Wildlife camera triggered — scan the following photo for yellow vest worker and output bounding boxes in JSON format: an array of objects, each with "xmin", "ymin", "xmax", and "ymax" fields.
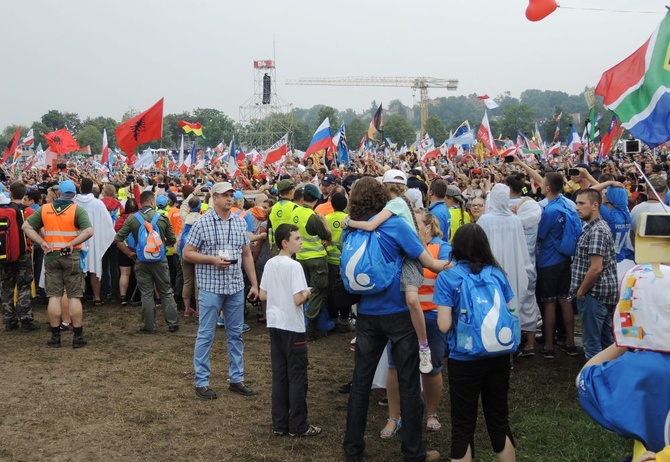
[
  {"xmin": 268, "ymin": 179, "xmax": 297, "ymax": 246},
  {"xmin": 325, "ymin": 210, "xmax": 347, "ymax": 266}
]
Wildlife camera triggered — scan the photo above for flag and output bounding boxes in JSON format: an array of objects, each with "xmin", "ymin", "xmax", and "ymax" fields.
[
  {"xmin": 43, "ymin": 128, "xmax": 81, "ymax": 155},
  {"xmin": 534, "ymin": 122, "xmax": 544, "ymax": 149},
  {"xmin": 554, "ymin": 112, "xmax": 563, "ymax": 122},
  {"xmin": 21, "ymin": 128, "xmax": 34, "ymax": 146},
  {"xmin": 133, "ymin": 147, "xmax": 154, "ymax": 170},
  {"xmin": 304, "ymin": 117, "xmax": 331, "ymax": 159},
  {"xmin": 178, "ymin": 120, "xmax": 203, "ymax": 137},
  {"xmin": 567, "ymin": 124, "xmax": 583, "ymax": 152},
  {"xmin": 597, "ymin": 115, "xmax": 621, "ymax": 163},
  {"xmin": 264, "ymin": 133, "xmax": 288, "ymax": 166},
  {"xmin": 115, "ymin": 98, "xmax": 164, "ymax": 162},
  {"xmin": 357, "ymin": 135, "xmax": 366, "ymax": 153},
  {"xmin": 477, "ymin": 94, "xmax": 499, "ymax": 109},
  {"xmin": 227, "ymin": 137, "xmax": 240, "ymax": 177},
  {"xmin": 336, "ymin": 124, "xmax": 349, "ymax": 166},
  {"xmin": 595, "ymin": 13, "xmax": 670, "ymax": 147},
  {"xmin": 553, "ymin": 122, "xmax": 561, "ymax": 142},
  {"xmin": 477, "ymin": 111, "xmax": 497, "ymax": 155},
  {"xmin": 450, "ymin": 121, "xmax": 472, "ymax": 150},
  {"xmin": 547, "ymin": 142, "xmax": 562, "ymax": 156},
  {"xmin": 368, "ymin": 104, "xmax": 383, "ymax": 139},
  {"xmin": 2, "ymin": 126, "xmax": 21, "ymax": 163},
  {"xmin": 214, "ymin": 141, "xmax": 224, "ymax": 154},
  {"xmin": 101, "ymin": 128, "xmax": 110, "ymax": 167}
]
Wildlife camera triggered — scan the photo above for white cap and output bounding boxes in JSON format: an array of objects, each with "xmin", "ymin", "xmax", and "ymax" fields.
[{"xmin": 382, "ymin": 169, "xmax": 407, "ymax": 185}]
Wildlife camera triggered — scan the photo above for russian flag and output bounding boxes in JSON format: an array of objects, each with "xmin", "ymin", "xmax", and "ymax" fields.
[{"xmin": 304, "ymin": 117, "xmax": 331, "ymax": 159}]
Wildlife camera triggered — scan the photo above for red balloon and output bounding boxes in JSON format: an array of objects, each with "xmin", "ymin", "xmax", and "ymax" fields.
[{"xmin": 525, "ymin": 0, "xmax": 558, "ymax": 22}]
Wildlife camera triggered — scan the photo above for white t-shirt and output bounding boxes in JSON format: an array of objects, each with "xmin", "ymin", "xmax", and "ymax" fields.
[{"xmin": 260, "ymin": 255, "xmax": 309, "ymax": 333}]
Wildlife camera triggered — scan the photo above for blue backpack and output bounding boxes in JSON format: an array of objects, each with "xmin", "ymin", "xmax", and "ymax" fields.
[
  {"xmin": 133, "ymin": 212, "xmax": 165, "ymax": 263},
  {"xmin": 448, "ymin": 263, "xmax": 520, "ymax": 358},
  {"xmin": 179, "ymin": 223, "xmax": 193, "ymax": 256},
  {"xmin": 340, "ymin": 228, "xmax": 397, "ymax": 295},
  {"xmin": 556, "ymin": 197, "xmax": 583, "ymax": 257}
]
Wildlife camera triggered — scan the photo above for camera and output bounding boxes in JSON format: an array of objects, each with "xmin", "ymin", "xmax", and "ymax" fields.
[
  {"xmin": 196, "ymin": 178, "xmax": 203, "ymax": 185},
  {"xmin": 624, "ymin": 139, "xmax": 641, "ymax": 154},
  {"xmin": 567, "ymin": 168, "xmax": 580, "ymax": 177}
]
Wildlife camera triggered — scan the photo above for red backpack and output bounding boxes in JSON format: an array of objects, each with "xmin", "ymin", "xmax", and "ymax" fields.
[{"xmin": 0, "ymin": 205, "xmax": 22, "ymax": 263}]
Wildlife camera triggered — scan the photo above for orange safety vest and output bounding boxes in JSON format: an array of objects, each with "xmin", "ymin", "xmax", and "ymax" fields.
[
  {"xmin": 418, "ymin": 243, "xmax": 440, "ymax": 311},
  {"xmin": 42, "ymin": 203, "xmax": 82, "ymax": 250},
  {"xmin": 168, "ymin": 206, "xmax": 183, "ymax": 239},
  {"xmin": 231, "ymin": 206, "xmax": 247, "ymax": 219}
]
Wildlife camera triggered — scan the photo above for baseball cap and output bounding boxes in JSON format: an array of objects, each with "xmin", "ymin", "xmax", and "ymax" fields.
[
  {"xmin": 156, "ymin": 195, "xmax": 168, "ymax": 207},
  {"xmin": 58, "ymin": 180, "xmax": 76, "ymax": 197},
  {"xmin": 382, "ymin": 169, "xmax": 407, "ymax": 185},
  {"xmin": 303, "ymin": 183, "xmax": 322, "ymax": 200},
  {"xmin": 445, "ymin": 185, "xmax": 465, "ymax": 203},
  {"xmin": 167, "ymin": 191, "xmax": 179, "ymax": 204},
  {"xmin": 210, "ymin": 182, "xmax": 234, "ymax": 195},
  {"xmin": 409, "ymin": 168, "xmax": 422, "ymax": 176},
  {"xmin": 649, "ymin": 174, "xmax": 668, "ymax": 193},
  {"xmin": 321, "ymin": 174, "xmax": 337, "ymax": 186},
  {"xmin": 277, "ymin": 179, "xmax": 296, "ymax": 194},
  {"xmin": 205, "ymin": 181, "xmax": 213, "ymax": 188},
  {"xmin": 233, "ymin": 190, "xmax": 245, "ymax": 200},
  {"xmin": 255, "ymin": 193, "xmax": 269, "ymax": 204}
]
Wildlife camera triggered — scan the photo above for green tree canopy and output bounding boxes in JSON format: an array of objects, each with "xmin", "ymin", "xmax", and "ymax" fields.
[
  {"xmin": 76, "ymin": 125, "xmax": 103, "ymax": 154},
  {"xmin": 425, "ymin": 115, "xmax": 447, "ymax": 144},
  {"xmin": 496, "ymin": 103, "xmax": 535, "ymax": 139},
  {"xmin": 383, "ymin": 114, "xmax": 415, "ymax": 146}
]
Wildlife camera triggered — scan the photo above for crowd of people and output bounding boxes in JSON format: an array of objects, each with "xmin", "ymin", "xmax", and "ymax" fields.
[{"xmin": 2, "ymin": 145, "xmax": 670, "ymax": 461}]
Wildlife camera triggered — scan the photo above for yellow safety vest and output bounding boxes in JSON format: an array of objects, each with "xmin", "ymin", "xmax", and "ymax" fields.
[
  {"xmin": 291, "ymin": 206, "xmax": 326, "ymax": 261},
  {"xmin": 156, "ymin": 207, "xmax": 175, "ymax": 256},
  {"xmin": 325, "ymin": 211, "xmax": 347, "ymax": 265},
  {"xmin": 268, "ymin": 199, "xmax": 296, "ymax": 245}
]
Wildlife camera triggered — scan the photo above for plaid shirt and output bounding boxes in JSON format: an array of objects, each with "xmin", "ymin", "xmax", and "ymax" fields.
[
  {"xmin": 570, "ymin": 217, "xmax": 618, "ymax": 305},
  {"xmin": 185, "ymin": 210, "xmax": 250, "ymax": 295}
]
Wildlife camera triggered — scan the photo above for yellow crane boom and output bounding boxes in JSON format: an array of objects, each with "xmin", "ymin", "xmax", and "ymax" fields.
[{"xmin": 285, "ymin": 76, "xmax": 459, "ymax": 137}]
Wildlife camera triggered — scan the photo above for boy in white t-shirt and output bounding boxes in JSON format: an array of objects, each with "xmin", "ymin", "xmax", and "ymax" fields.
[{"xmin": 259, "ymin": 223, "xmax": 322, "ymax": 438}]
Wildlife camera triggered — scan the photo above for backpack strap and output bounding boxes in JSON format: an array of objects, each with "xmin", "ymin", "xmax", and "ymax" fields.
[
  {"xmin": 150, "ymin": 212, "xmax": 160, "ymax": 228},
  {"xmin": 133, "ymin": 212, "xmax": 145, "ymax": 224}
]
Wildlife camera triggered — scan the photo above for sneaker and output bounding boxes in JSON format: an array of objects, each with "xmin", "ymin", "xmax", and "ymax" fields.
[
  {"xmin": 195, "ymin": 386, "xmax": 217, "ymax": 400},
  {"xmin": 541, "ymin": 348, "xmax": 555, "ymax": 359},
  {"xmin": 419, "ymin": 348, "xmax": 433, "ymax": 374},
  {"xmin": 519, "ymin": 348, "xmax": 536, "ymax": 358},
  {"xmin": 217, "ymin": 317, "xmax": 225, "ymax": 328},
  {"xmin": 242, "ymin": 323, "xmax": 251, "ymax": 333},
  {"xmin": 154, "ymin": 298, "xmax": 162, "ymax": 307},
  {"xmin": 120, "ymin": 296, "xmax": 128, "ymax": 307},
  {"xmin": 72, "ymin": 335, "xmax": 87, "ymax": 349},
  {"xmin": 60, "ymin": 322, "xmax": 73, "ymax": 332},
  {"xmin": 559, "ymin": 343, "xmax": 579, "ymax": 356},
  {"xmin": 47, "ymin": 335, "xmax": 61, "ymax": 348},
  {"xmin": 19, "ymin": 321, "xmax": 39, "ymax": 332},
  {"xmin": 349, "ymin": 337, "xmax": 356, "ymax": 352},
  {"xmin": 338, "ymin": 381, "xmax": 352, "ymax": 394},
  {"xmin": 183, "ymin": 308, "xmax": 196, "ymax": 317},
  {"xmin": 289, "ymin": 424, "xmax": 321, "ymax": 437},
  {"xmin": 378, "ymin": 396, "xmax": 388, "ymax": 407}
]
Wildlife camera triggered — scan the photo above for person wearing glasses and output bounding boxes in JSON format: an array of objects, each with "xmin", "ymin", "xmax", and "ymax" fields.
[{"xmin": 468, "ymin": 197, "xmax": 485, "ymax": 223}]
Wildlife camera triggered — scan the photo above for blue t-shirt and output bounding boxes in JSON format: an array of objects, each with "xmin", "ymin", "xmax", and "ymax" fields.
[
  {"xmin": 433, "ymin": 261, "xmax": 514, "ymax": 361},
  {"xmin": 428, "ymin": 201, "xmax": 451, "ymax": 244},
  {"xmin": 356, "ymin": 216, "xmax": 425, "ymax": 316},
  {"xmin": 537, "ymin": 195, "xmax": 572, "ymax": 268},
  {"xmin": 600, "ymin": 205, "xmax": 633, "ymax": 262}
]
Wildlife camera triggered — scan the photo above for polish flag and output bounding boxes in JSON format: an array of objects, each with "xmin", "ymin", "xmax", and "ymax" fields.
[
  {"xmin": 477, "ymin": 111, "xmax": 497, "ymax": 155},
  {"xmin": 547, "ymin": 143, "xmax": 562, "ymax": 156},
  {"xmin": 264, "ymin": 133, "xmax": 288, "ymax": 166},
  {"xmin": 477, "ymin": 94, "xmax": 499, "ymax": 109}
]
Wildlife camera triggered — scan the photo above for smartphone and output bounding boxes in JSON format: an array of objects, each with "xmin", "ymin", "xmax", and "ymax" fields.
[
  {"xmin": 196, "ymin": 178, "xmax": 203, "ymax": 184},
  {"xmin": 157, "ymin": 183, "xmax": 166, "ymax": 189},
  {"xmin": 227, "ymin": 259, "xmax": 238, "ymax": 264},
  {"xmin": 638, "ymin": 213, "xmax": 670, "ymax": 237},
  {"xmin": 567, "ymin": 168, "xmax": 580, "ymax": 177},
  {"xmin": 504, "ymin": 155, "xmax": 515, "ymax": 163}
]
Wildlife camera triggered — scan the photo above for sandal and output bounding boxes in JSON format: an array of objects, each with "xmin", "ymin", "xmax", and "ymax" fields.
[
  {"xmin": 380, "ymin": 417, "xmax": 401, "ymax": 439},
  {"xmin": 426, "ymin": 414, "xmax": 441, "ymax": 432}
]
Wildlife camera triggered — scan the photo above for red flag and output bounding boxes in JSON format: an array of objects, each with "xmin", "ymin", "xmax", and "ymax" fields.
[
  {"xmin": 264, "ymin": 134, "xmax": 288, "ymax": 166},
  {"xmin": 115, "ymin": 98, "xmax": 164, "ymax": 164},
  {"xmin": 476, "ymin": 111, "xmax": 496, "ymax": 155},
  {"xmin": 43, "ymin": 128, "xmax": 81, "ymax": 155},
  {"xmin": 2, "ymin": 126, "xmax": 21, "ymax": 163}
]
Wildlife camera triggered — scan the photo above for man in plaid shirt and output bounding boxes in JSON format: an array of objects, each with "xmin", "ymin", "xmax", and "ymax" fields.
[{"xmin": 570, "ymin": 189, "xmax": 618, "ymax": 360}]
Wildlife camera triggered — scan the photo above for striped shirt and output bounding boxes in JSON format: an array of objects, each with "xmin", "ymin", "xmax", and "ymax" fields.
[{"xmin": 186, "ymin": 210, "xmax": 250, "ymax": 294}]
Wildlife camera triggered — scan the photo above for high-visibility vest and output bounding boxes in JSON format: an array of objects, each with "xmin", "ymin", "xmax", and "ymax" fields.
[
  {"xmin": 168, "ymin": 206, "xmax": 182, "ymax": 240},
  {"xmin": 156, "ymin": 207, "xmax": 175, "ymax": 256},
  {"xmin": 325, "ymin": 211, "xmax": 347, "ymax": 265},
  {"xmin": 268, "ymin": 199, "xmax": 296, "ymax": 245},
  {"xmin": 291, "ymin": 206, "xmax": 326, "ymax": 261},
  {"xmin": 42, "ymin": 203, "xmax": 82, "ymax": 250},
  {"xmin": 231, "ymin": 207, "xmax": 247, "ymax": 219},
  {"xmin": 448, "ymin": 206, "xmax": 471, "ymax": 243},
  {"xmin": 418, "ymin": 242, "xmax": 440, "ymax": 310}
]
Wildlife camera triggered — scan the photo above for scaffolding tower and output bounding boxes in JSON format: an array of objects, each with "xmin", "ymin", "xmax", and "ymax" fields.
[{"xmin": 239, "ymin": 60, "xmax": 293, "ymax": 150}]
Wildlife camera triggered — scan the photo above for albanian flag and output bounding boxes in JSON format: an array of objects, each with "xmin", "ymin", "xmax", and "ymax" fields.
[
  {"xmin": 43, "ymin": 128, "xmax": 81, "ymax": 155},
  {"xmin": 178, "ymin": 121, "xmax": 203, "ymax": 137},
  {"xmin": 2, "ymin": 126, "xmax": 21, "ymax": 163},
  {"xmin": 116, "ymin": 98, "xmax": 164, "ymax": 164}
]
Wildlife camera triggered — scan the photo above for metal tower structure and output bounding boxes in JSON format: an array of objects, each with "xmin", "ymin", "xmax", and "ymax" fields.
[
  {"xmin": 239, "ymin": 60, "xmax": 293, "ymax": 150},
  {"xmin": 285, "ymin": 76, "xmax": 459, "ymax": 137}
]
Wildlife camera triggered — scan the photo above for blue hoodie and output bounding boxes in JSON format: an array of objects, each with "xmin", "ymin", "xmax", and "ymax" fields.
[{"xmin": 600, "ymin": 186, "xmax": 633, "ymax": 262}]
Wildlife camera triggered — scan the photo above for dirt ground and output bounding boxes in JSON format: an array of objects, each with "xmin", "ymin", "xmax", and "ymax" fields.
[{"xmin": 0, "ymin": 301, "xmax": 625, "ymax": 462}]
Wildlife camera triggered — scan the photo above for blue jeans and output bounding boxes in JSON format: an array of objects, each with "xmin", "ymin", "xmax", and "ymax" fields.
[
  {"xmin": 576, "ymin": 295, "xmax": 614, "ymax": 360},
  {"xmin": 343, "ymin": 311, "xmax": 426, "ymax": 462},
  {"xmin": 194, "ymin": 289, "xmax": 245, "ymax": 387}
]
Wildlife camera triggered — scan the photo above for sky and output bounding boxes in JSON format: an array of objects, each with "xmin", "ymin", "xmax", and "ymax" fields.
[{"xmin": 1, "ymin": 0, "xmax": 666, "ymax": 130}]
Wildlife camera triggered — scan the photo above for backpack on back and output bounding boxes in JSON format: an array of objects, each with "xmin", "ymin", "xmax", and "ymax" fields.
[
  {"xmin": 449, "ymin": 264, "xmax": 520, "ymax": 358},
  {"xmin": 0, "ymin": 205, "xmax": 22, "ymax": 263},
  {"xmin": 133, "ymin": 212, "xmax": 165, "ymax": 262},
  {"xmin": 556, "ymin": 197, "xmax": 583, "ymax": 257},
  {"xmin": 178, "ymin": 223, "xmax": 193, "ymax": 256},
  {"xmin": 340, "ymin": 228, "xmax": 397, "ymax": 295}
]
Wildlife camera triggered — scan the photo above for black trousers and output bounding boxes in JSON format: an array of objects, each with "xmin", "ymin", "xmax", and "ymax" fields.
[
  {"xmin": 269, "ymin": 327, "xmax": 309, "ymax": 435},
  {"xmin": 448, "ymin": 355, "xmax": 514, "ymax": 459}
]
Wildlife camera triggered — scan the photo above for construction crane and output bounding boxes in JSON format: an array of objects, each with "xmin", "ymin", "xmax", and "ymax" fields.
[{"xmin": 285, "ymin": 76, "xmax": 459, "ymax": 138}]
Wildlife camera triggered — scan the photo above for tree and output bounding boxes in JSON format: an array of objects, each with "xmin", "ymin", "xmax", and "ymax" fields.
[
  {"xmin": 496, "ymin": 103, "xmax": 535, "ymax": 139},
  {"xmin": 76, "ymin": 125, "xmax": 103, "ymax": 154},
  {"xmin": 383, "ymin": 114, "xmax": 416, "ymax": 146},
  {"xmin": 315, "ymin": 106, "xmax": 339, "ymax": 134},
  {"xmin": 163, "ymin": 111, "xmax": 193, "ymax": 148},
  {"xmin": 83, "ymin": 116, "xmax": 119, "ymax": 148},
  {"xmin": 425, "ymin": 115, "xmax": 447, "ymax": 144},
  {"xmin": 193, "ymin": 108, "xmax": 236, "ymax": 148},
  {"xmin": 346, "ymin": 119, "xmax": 367, "ymax": 151},
  {"xmin": 30, "ymin": 121, "xmax": 50, "ymax": 148},
  {"xmin": 41, "ymin": 110, "xmax": 66, "ymax": 132}
]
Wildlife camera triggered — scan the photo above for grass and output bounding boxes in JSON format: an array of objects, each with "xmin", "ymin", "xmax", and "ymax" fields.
[{"xmin": 0, "ymin": 301, "xmax": 630, "ymax": 461}]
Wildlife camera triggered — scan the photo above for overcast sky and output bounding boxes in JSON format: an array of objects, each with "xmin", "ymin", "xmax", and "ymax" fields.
[{"xmin": 1, "ymin": 0, "xmax": 665, "ymax": 130}]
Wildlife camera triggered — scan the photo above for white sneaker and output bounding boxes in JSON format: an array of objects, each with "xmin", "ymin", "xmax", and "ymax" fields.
[{"xmin": 419, "ymin": 348, "xmax": 432, "ymax": 374}]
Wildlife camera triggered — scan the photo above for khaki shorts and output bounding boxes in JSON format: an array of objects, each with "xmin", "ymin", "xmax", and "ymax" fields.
[{"xmin": 45, "ymin": 253, "xmax": 85, "ymax": 298}]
